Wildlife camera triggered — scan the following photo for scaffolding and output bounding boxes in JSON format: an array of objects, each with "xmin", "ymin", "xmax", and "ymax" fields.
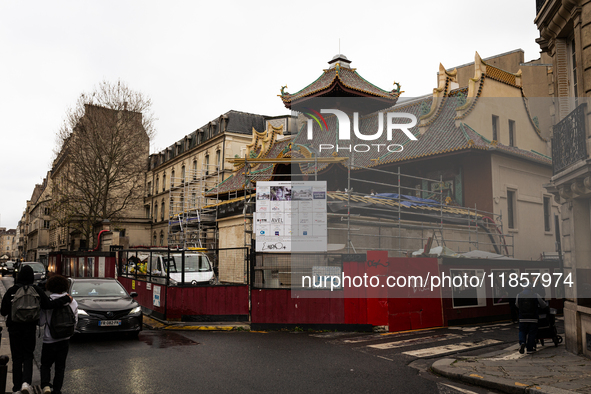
[
  {"xmin": 168, "ymin": 163, "xmax": 220, "ymax": 249},
  {"xmin": 228, "ymin": 156, "xmax": 514, "ymax": 258},
  {"xmin": 201, "ymin": 155, "xmax": 519, "ymax": 288}
]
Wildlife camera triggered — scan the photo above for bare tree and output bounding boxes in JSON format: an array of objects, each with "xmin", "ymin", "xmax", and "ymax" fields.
[{"xmin": 51, "ymin": 80, "xmax": 156, "ymax": 249}]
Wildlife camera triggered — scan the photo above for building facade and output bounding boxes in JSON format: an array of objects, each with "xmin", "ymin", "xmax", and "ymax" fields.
[
  {"xmin": 49, "ymin": 104, "xmax": 151, "ymax": 252},
  {"xmin": 536, "ymin": 0, "xmax": 591, "ymax": 357},
  {"xmin": 24, "ymin": 175, "xmax": 52, "ymax": 263},
  {"xmin": 145, "ymin": 110, "xmax": 292, "ymax": 250},
  {"xmin": 211, "ymin": 53, "xmax": 559, "ymax": 260},
  {"xmin": 0, "ymin": 228, "xmax": 17, "ymax": 261}
]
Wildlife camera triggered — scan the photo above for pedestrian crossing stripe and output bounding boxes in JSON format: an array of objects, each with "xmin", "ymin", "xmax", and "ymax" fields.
[
  {"xmin": 402, "ymin": 339, "xmax": 501, "ymax": 358},
  {"xmin": 438, "ymin": 383, "xmax": 478, "ymax": 394},
  {"xmin": 341, "ymin": 330, "xmax": 435, "ymax": 344},
  {"xmin": 367, "ymin": 334, "xmax": 464, "ymax": 350}
]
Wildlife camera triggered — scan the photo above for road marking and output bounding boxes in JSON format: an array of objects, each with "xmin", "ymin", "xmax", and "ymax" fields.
[
  {"xmin": 309, "ymin": 332, "xmax": 355, "ymax": 338},
  {"xmin": 164, "ymin": 325, "xmax": 235, "ymax": 331},
  {"xmin": 383, "ymin": 326, "xmax": 444, "ymax": 335},
  {"xmin": 402, "ymin": 339, "xmax": 501, "ymax": 357},
  {"xmin": 481, "ymin": 352, "xmax": 526, "ymax": 361},
  {"xmin": 377, "ymin": 355, "xmax": 393, "ymax": 361},
  {"xmin": 438, "ymin": 383, "xmax": 478, "ymax": 394},
  {"xmin": 341, "ymin": 330, "xmax": 435, "ymax": 344},
  {"xmin": 367, "ymin": 334, "xmax": 463, "ymax": 350}
]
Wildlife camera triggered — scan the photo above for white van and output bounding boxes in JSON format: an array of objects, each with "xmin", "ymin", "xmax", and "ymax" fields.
[{"xmin": 144, "ymin": 251, "xmax": 216, "ymax": 285}]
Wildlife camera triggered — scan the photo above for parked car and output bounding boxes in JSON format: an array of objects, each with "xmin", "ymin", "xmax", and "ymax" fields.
[
  {"xmin": 13, "ymin": 262, "xmax": 47, "ymax": 285},
  {"xmin": 69, "ymin": 278, "xmax": 142, "ymax": 336},
  {"xmin": 1, "ymin": 261, "xmax": 15, "ymax": 276}
]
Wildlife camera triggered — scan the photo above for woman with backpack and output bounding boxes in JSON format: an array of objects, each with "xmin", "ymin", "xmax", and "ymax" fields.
[
  {"xmin": 0, "ymin": 265, "xmax": 71, "ymax": 394},
  {"xmin": 39, "ymin": 275, "xmax": 78, "ymax": 394}
]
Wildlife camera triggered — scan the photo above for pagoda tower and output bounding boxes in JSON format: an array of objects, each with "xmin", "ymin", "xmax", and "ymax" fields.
[{"xmin": 279, "ymin": 54, "xmax": 402, "ymax": 114}]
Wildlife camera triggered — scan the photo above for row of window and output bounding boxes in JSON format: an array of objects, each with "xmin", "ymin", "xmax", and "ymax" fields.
[
  {"xmin": 451, "ymin": 267, "xmax": 562, "ymax": 309},
  {"xmin": 506, "ymin": 190, "xmax": 552, "ymax": 232},
  {"xmin": 145, "ymin": 194, "xmax": 200, "ymax": 222},
  {"xmin": 153, "ymin": 230, "xmax": 165, "ymax": 246},
  {"xmin": 154, "ymin": 124, "xmax": 221, "ymax": 167},
  {"xmin": 148, "ymin": 152, "xmax": 221, "ymax": 196},
  {"xmin": 491, "ymin": 116, "xmax": 516, "ymax": 147}
]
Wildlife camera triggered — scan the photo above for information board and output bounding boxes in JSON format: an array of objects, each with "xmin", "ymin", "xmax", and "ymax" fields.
[{"xmin": 255, "ymin": 181, "xmax": 327, "ymax": 252}]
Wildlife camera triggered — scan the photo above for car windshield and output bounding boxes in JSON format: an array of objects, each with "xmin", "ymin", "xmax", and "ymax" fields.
[
  {"xmin": 164, "ymin": 254, "xmax": 211, "ymax": 273},
  {"xmin": 25, "ymin": 263, "xmax": 45, "ymax": 273},
  {"xmin": 71, "ymin": 281, "xmax": 128, "ymax": 297}
]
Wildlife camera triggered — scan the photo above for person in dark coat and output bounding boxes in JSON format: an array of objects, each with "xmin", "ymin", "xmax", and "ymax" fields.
[
  {"xmin": 0, "ymin": 265, "xmax": 71, "ymax": 394},
  {"xmin": 508, "ymin": 283, "xmax": 520, "ymax": 323},
  {"xmin": 40, "ymin": 275, "xmax": 78, "ymax": 394},
  {"xmin": 516, "ymin": 285, "xmax": 547, "ymax": 354}
]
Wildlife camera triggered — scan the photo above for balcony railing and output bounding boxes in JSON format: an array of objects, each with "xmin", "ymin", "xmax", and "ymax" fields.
[
  {"xmin": 536, "ymin": 0, "xmax": 546, "ymax": 15},
  {"xmin": 552, "ymin": 103, "xmax": 588, "ymax": 175}
]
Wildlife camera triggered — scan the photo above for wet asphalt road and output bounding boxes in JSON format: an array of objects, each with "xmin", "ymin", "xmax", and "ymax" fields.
[
  {"xmin": 56, "ymin": 320, "xmax": 546, "ymax": 394},
  {"xmin": 64, "ymin": 330, "xmax": 436, "ymax": 394}
]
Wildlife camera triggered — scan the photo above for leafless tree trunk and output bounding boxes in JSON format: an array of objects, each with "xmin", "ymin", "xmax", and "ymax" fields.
[{"xmin": 51, "ymin": 80, "xmax": 155, "ymax": 249}]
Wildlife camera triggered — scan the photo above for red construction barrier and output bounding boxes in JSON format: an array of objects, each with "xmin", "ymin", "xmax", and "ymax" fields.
[
  {"xmin": 387, "ymin": 258, "xmax": 443, "ymax": 332},
  {"xmin": 251, "ymin": 289, "xmax": 345, "ymax": 325},
  {"xmin": 119, "ymin": 277, "xmax": 249, "ymax": 321}
]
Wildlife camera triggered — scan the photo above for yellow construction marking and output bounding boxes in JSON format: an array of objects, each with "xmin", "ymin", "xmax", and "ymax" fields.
[
  {"xmin": 380, "ymin": 326, "xmax": 445, "ymax": 336},
  {"xmin": 469, "ymin": 374, "xmax": 484, "ymax": 379},
  {"xmin": 164, "ymin": 325, "xmax": 235, "ymax": 331},
  {"xmin": 515, "ymin": 382, "xmax": 528, "ymax": 387},
  {"xmin": 143, "ymin": 316, "xmax": 167, "ymax": 329},
  {"xmin": 249, "ymin": 331, "xmax": 268, "ymax": 334}
]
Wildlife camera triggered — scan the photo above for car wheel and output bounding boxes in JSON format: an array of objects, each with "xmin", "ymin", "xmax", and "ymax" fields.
[{"xmin": 128, "ymin": 331, "xmax": 140, "ymax": 339}]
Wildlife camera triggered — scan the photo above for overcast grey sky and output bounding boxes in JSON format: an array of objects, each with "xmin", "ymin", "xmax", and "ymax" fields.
[{"xmin": 0, "ymin": 0, "xmax": 542, "ymax": 230}]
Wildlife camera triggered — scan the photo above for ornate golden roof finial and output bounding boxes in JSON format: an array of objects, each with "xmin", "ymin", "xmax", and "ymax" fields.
[{"xmin": 392, "ymin": 81, "xmax": 402, "ymax": 95}]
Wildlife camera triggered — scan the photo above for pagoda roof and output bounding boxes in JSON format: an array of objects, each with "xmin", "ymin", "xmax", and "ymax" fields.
[
  {"xmin": 208, "ymin": 86, "xmax": 551, "ymax": 196},
  {"xmin": 279, "ymin": 54, "xmax": 401, "ymax": 109},
  {"xmin": 209, "ymin": 56, "xmax": 550, "ymax": 197}
]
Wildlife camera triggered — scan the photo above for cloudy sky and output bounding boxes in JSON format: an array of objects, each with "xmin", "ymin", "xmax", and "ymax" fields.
[{"xmin": 0, "ymin": 0, "xmax": 542, "ymax": 230}]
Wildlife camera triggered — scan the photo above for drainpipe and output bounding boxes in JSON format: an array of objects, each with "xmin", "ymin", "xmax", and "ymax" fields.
[{"xmin": 92, "ymin": 230, "xmax": 110, "ymax": 252}]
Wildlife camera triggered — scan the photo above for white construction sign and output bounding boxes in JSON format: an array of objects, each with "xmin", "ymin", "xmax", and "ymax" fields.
[{"xmin": 255, "ymin": 181, "xmax": 327, "ymax": 252}]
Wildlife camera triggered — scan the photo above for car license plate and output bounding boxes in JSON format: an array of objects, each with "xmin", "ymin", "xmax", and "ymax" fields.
[{"xmin": 99, "ymin": 320, "xmax": 121, "ymax": 327}]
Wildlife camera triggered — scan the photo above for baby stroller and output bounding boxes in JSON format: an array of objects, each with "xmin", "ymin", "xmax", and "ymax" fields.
[{"xmin": 537, "ymin": 306, "xmax": 563, "ymax": 347}]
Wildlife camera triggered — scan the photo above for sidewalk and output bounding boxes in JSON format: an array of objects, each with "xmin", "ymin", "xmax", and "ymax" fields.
[{"xmin": 432, "ymin": 342, "xmax": 591, "ymax": 394}]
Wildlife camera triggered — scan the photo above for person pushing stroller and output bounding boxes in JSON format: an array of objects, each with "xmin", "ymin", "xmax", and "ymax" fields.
[{"xmin": 516, "ymin": 284, "xmax": 547, "ymax": 354}]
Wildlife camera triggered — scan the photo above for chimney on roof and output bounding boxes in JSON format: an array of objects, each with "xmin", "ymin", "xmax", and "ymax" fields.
[{"xmin": 328, "ymin": 54, "xmax": 351, "ymax": 69}]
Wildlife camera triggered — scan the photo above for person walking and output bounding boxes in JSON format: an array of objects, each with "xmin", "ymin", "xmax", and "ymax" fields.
[
  {"xmin": 40, "ymin": 275, "xmax": 78, "ymax": 394},
  {"xmin": 508, "ymin": 283, "xmax": 520, "ymax": 323},
  {"xmin": 0, "ymin": 265, "xmax": 71, "ymax": 394},
  {"xmin": 516, "ymin": 284, "xmax": 547, "ymax": 354}
]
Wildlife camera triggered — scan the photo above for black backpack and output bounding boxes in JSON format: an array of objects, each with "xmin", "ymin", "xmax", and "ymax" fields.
[
  {"xmin": 49, "ymin": 304, "xmax": 76, "ymax": 339},
  {"xmin": 11, "ymin": 285, "xmax": 41, "ymax": 323}
]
